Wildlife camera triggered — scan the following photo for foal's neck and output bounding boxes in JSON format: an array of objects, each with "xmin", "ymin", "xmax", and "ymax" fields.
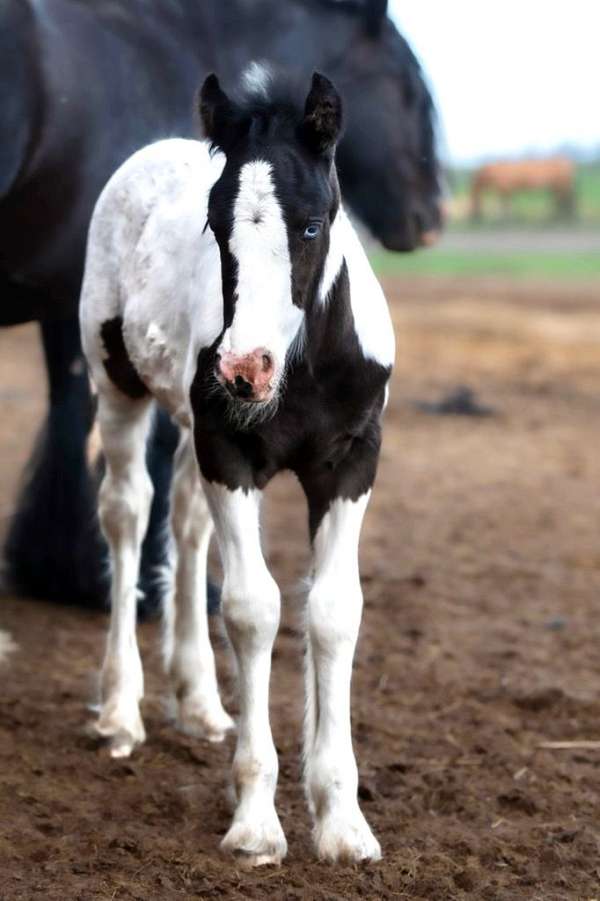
[{"xmin": 304, "ymin": 258, "xmax": 357, "ymax": 372}]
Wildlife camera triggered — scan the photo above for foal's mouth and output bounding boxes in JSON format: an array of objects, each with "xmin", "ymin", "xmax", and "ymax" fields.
[
  {"xmin": 220, "ymin": 382, "xmax": 281, "ymax": 429},
  {"xmin": 227, "ymin": 383, "xmax": 274, "ymax": 404},
  {"xmin": 210, "ymin": 363, "xmax": 282, "ymax": 429},
  {"xmin": 216, "ymin": 372, "xmax": 275, "ymax": 405}
]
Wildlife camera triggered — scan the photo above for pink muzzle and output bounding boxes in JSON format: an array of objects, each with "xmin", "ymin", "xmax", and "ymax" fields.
[{"xmin": 216, "ymin": 348, "xmax": 275, "ymax": 402}]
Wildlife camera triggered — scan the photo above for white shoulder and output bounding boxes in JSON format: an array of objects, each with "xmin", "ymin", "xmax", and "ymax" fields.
[
  {"xmin": 86, "ymin": 138, "xmax": 224, "ymax": 271},
  {"xmin": 319, "ymin": 209, "xmax": 395, "ymax": 369},
  {"xmin": 95, "ymin": 139, "xmax": 223, "ymax": 210},
  {"xmin": 106, "ymin": 138, "xmax": 216, "ymax": 182},
  {"xmin": 134, "ymin": 138, "xmax": 223, "ymax": 179}
]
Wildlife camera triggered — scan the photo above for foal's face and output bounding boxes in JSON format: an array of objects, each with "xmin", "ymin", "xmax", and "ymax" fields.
[
  {"xmin": 200, "ymin": 71, "xmax": 343, "ymax": 409},
  {"xmin": 208, "ymin": 147, "xmax": 337, "ymax": 405}
]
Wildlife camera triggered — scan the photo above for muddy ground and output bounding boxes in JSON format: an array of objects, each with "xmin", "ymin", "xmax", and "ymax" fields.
[{"xmin": 1, "ymin": 275, "xmax": 600, "ymax": 900}]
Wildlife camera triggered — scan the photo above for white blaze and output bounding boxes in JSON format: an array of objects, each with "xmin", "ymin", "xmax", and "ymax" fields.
[{"xmin": 223, "ymin": 161, "xmax": 303, "ymax": 373}]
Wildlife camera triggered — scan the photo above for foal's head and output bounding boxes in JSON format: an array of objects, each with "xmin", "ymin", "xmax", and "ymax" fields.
[{"xmin": 200, "ymin": 66, "xmax": 343, "ymax": 412}]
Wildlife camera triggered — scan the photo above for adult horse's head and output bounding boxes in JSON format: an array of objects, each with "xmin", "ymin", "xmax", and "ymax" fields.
[
  {"xmin": 200, "ymin": 68, "xmax": 342, "ymax": 414},
  {"xmin": 329, "ymin": 0, "xmax": 442, "ymax": 250}
]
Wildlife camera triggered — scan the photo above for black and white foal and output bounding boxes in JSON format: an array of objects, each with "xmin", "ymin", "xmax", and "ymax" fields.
[{"xmin": 80, "ymin": 67, "xmax": 394, "ymax": 865}]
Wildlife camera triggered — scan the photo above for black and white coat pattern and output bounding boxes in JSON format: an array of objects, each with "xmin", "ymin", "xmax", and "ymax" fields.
[{"xmin": 80, "ymin": 66, "xmax": 394, "ymax": 865}]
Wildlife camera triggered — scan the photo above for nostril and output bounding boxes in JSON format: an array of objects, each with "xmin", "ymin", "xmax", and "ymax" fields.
[{"xmin": 234, "ymin": 375, "xmax": 254, "ymax": 399}]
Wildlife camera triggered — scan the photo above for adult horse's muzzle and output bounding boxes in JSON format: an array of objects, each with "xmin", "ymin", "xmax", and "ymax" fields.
[
  {"xmin": 378, "ymin": 198, "xmax": 445, "ymax": 253},
  {"xmin": 216, "ymin": 348, "xmax": 275, "ymax": 403},
  {"xmin": 381, "ymin": 231, "xmax": 439, "ymax": 252},
  {"xmin": 381, "ymin": 209, "xmax": 442, "ymax": 252}
]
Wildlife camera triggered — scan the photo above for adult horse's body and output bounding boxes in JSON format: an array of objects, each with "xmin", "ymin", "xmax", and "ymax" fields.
[
  {"xmin": 81, "ymin": 64, "xmax": 392, "ymax": 864},
  {"xmin": 470, "ymin": 157, "xmax": 575, "ymax": 220},
  {"xmin": 1, "ymin": 0, "xmax": 440, "ymax": 612}
]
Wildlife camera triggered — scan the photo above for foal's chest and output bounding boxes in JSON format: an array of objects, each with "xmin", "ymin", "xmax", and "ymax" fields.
[{"xmin": 243, "ymin": 374, "xmax": 386, "ymax": 482}]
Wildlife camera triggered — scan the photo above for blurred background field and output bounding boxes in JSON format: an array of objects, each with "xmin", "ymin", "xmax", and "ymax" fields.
[
  {"xmin": 372, "ymin": 160, "xmax": 600, "ymax": 280},
  {"xmin": 445, "ymin": 162, "xmax": 600, "ymax": 227},
  {"xmin": 379, "ymin": 0, "xmax": 600, "ymax": 282}
]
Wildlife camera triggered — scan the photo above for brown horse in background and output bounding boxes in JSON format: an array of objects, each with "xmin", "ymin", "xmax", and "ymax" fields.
[{"xmin": 470, "ymin": 157, "xmax": 575, "ymax": 220}]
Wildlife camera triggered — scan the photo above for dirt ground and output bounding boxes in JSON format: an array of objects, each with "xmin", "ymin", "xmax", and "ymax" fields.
[{"xmin": 1, "ymin": 275, "xmax": 600, "ymax": 900}]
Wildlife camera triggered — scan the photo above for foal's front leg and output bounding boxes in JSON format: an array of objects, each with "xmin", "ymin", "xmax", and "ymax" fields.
[
  {"xmin": 203, "ymin": 482, "xmax": 286, "ymax": 867},
  {"xmin": 303, "ymin": 491, "xmax": 381, "ymax": 862}
]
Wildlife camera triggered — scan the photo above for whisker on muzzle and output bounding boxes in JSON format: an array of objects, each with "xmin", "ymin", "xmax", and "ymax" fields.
[{"xmin": 203, "ymin": 367, "xmax": 284, "ymax": 431}]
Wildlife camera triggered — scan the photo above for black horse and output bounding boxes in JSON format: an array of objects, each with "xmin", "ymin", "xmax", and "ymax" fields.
[{"xmin": 0, "ymin": 0, "xmax": 441, "ymax": 615}]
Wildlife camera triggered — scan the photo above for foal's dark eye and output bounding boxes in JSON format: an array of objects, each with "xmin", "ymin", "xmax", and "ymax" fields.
[{"xmin": 303, "ymin": 223, "xmax": 321, "ymax": 240}]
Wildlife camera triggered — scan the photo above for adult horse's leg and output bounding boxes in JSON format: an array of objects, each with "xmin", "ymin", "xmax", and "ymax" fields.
[
  {"xmin": 4, "ymin": 315, "xmax": 109, "ymax": 605},
  {"xmin": 555, "ymin": 182, "xmax": 575, "ymax": 219},
  {"xmin": 500, "ymin": 188, "xmax": 512, "ymax": 221},
  {"xmin": 138, "ymin": 408, "xmax": 178, "ymax": 618},
  {"xmin": 469, "ymin": 178, "xmax": 484, "ymax": 222}
]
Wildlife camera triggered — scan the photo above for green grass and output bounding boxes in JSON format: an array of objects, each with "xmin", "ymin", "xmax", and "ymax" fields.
[
  {"xmin": 371, "ymin": 249, "xmax": 600, "ymax": 280},
  {"xmin": 578, "ymin": 164, "xmax": 600, "ymax": 221}
]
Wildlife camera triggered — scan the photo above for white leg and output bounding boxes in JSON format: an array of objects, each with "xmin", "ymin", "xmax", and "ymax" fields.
[
  {"xmin": 164, "ymin": 433, "xmax": 234, "ymax": 741},
  {"xmin": 95, "ymin": 391, "xmax": 154, "ymax": 758},
  {"xmin": 203, "ymin": 482, "xmax": 286, "ymax": 867},
  {"xmin": 304, "ymin": 494, "xmax": 381, "ymax": 862}
]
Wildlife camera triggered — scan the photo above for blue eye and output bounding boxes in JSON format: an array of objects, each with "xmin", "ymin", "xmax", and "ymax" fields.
[{"xmin": 303, "ymin": 223, "xmax": 321, "ymax": 240}]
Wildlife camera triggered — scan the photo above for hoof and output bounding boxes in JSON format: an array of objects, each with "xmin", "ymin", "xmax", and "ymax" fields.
[
  {"xmin": 94, "ymin": 699, "xmax": 145, "ymax": 758},
  {"xmin": 221, "ymin": 815, "xmax": 287, "ymax": 868},
  {"xmin": 177, "ymin": 697, "xmax": 235, "ymax": 743},
  {"xmin": 314, "ymin": 809, "xmax": 381, "ymax": 863}
]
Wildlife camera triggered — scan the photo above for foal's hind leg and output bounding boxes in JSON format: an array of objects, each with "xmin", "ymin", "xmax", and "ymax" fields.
[
  {"xmin": 164, "ymin": 432, "xmax": 234, "ymax": 741},
  {"xmin": 94, "ymin": 390, "xmax": 154, "ymax": 757}
]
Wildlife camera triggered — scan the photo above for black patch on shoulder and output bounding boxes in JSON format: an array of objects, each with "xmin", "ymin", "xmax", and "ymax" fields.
[{"xmin": 100, "ymin": 316, "xmax": 148, "ymax": 399}]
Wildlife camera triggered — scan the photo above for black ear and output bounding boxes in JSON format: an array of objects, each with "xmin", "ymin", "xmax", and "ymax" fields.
[
  {"xmin": 198, "ymin": 74, "xmax": 244, "ymax": 152},
  {"xmin": 365, "ymin": 0, "xmax": 388, "ymax": 37},
  {"xmin": 300, "ymin": 73, "xmax": 343, "ymax": 156}
]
